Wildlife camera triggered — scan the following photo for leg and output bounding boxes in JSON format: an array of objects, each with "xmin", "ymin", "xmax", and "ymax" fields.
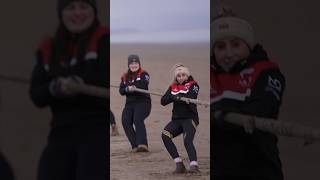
[
  {"xmin": 37, "ymin": 143, "xmax": 76, "ymax": 180},
  {"xmin": 161, "ymin": 121, "xmax": 183, "ymax": 160},
  {"xmin": 133, "ymin": 102, "xmax": 151, "ymax": 147},
  {"xmin": 110, "ymin": 110, "xmax": 116, "ymax": 125},
  {"xmin": 181, "ymin": 119, "xmax": 197, "ymax": 162},
  {"xmin": 110, "ymin": 110, "xmax": 119, "ymax": 136},
  {"xmin": 76, "ymin": 126, "xmax": 108, "ymax": 180},
  {"xmin": 161, "ymin": 121, "xmax": 186, "ymax": 173},
  {"xmin": 0, "ymin": 152, "xmax": 14, "ymax": 180},
  {"xmin": 121, "ymin": 105, "xmax": 137, "ymax": 149},
  {"xmin": 182, "ymin": 119, "xmax": 200, "ymax": 173}
]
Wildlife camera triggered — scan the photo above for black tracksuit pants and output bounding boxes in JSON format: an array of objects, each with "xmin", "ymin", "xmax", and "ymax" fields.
[
  {"xmin": 121, "ymin": 101, "xmax": 151, "ymax": 149},
  {"xmin": 0, "ymin": 152, "xmax": 14, "ymax": 180},
  {"xmin": 37, "ymin": 122, "xmax": 108, "ymax": 180},
  {"xmin": 161, "ymin": 119, "xmax": 198, "ymax": 162}
]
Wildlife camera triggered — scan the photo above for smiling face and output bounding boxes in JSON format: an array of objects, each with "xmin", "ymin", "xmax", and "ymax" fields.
[
  {"xmin": 213, "ymin": 37, "xmax": 251, "ymax": 72},
  {"xmin": 176, "ymin": 72, "xmax": 188, "ymax": 84},
  {"xmin": 62, "ymin": 1, "xmax": 95, "ymax": 33},
  {"xmin": 129, "ymin": 62, "xmax": 140, "ymax": 72}
]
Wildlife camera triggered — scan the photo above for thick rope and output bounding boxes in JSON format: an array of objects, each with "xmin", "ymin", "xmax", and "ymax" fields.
[
  {"xmin": 0, "ymin": 73, "xmax": 109, "ymax": 98},
  {"xmin": 3, "ymin": 73, "xmax": 320, "ymax": 142},
  {"xmin": 223, "ymin": 113, "xmax": 320, "ymax": 144},
  {"xmin": 66, "ymin": 83, "xmax": 108, "ymax": 99},
  {"xmin": 111, "ymin": 84, "xmax": 209, "ymax": 107},
  {"xmin": 0, "ymin": 74, "xmax": 29, "ymax": 84}
]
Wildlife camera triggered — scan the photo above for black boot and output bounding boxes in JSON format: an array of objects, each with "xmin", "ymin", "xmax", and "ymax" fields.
[
  {"xmin": 189, "ymin": 165, "xmax": 200, "ymax": 173},
  {"xmin": 136, "ymin": 144, "xmax": 149, "ymax": 152},
  {"xmin": 173, "ymin": 162, "xmax": 186, "ymax": 174}
]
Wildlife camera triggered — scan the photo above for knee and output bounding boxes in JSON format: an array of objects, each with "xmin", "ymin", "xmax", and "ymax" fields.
[
  {"xmin": 121, "ymin": 118, "xmax": 130, "ymax": 127},
  {"xmin": 161, "ymin": 130, "xmax": 173, "ymax": 142},
  {"xmin": 183, "ymin": 135, "xmax": 194, "ymax": 147},
  {"xmin": 134, "ymin": 117, "xmax": 144, "ymax": 126}
]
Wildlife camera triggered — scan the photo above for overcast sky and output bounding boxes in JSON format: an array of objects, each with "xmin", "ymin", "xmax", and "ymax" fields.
[{"xmin": 111, "ymin": 0, "xmax": 210, "ymax": 43}]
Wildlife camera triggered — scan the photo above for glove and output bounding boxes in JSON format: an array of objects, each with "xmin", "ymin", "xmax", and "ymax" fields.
[
  {"xmin": 49, "ymin": 78, "xmax": 67, "ymax": 97},
  {"xmin": 125, "ymin": 85, "xmax": 136, "ymax": 93},
  {"xmin": 172, "ymin": 95, "xmax": 182, "ymax": 101},
  {"xmin": 124, "ymin": 86, "xmax": 129, "ymax": 93},
  {"xmin": 49, "ymin": 76, "xmax": 84, "ymax": 97},
  {"xmin": 128, "ymin": 85, "xmax": 136, "ymax": 92}
]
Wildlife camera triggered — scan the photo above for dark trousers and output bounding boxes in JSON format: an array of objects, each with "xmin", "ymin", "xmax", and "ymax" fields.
[
  {"xmin": 37, "ymin": 123, "xmax": 108, "ymax": 180},
  {"xmin": 110, "ymin": 110, "xmax": 116, "ymax": 125},
  {"xmin": 162, "ymin": 119, "xmax": 198, "ymax": 161},
  {"xmin": 0, "ymin": 152, "xmax": 14, "ymax": 180},
  {"xmin": 121, "ymin": 101, "xmax": 151, "ymax": 148}
]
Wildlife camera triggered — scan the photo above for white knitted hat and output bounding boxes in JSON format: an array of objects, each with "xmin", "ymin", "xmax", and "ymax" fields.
[
  {"xmin": 174, "ymin": 66, "xmax": 190, "ymax": 77},
  {"xmin": 172, "ymin": 63, "xmax": 190, "ymax": 82},
  {"xmin": 212, "ymin": 16, "xmax": 255, "ymax": 49}
]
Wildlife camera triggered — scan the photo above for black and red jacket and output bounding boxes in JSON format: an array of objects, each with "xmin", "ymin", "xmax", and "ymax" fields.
[
  {"xmin": 161, "ymin": 76, "xmax": 199, "ymax": 124},
  {"xmin": 29, "ymin": 26, "xmax": 109, "ymax": 127},
  {"xmin": 211, "ymin": 45, "xmax": 285, "ymax": 179},
  {"xmin": 119, "ymin": 68, "xmax": 151, "ymax": 104}
]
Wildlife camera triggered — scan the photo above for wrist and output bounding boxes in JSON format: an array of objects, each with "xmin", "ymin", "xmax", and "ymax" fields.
[{"xmin": 125, "ymin": 86, "xmax": 129, "ymax": 92}]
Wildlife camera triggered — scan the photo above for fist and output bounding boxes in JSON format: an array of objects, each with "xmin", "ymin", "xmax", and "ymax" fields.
[{"xmin": 128, "ymin": 85, "xmax": 136, "ymax": 92}]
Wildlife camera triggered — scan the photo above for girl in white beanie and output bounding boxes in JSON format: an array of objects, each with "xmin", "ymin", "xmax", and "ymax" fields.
[
  {"xmin": 211, "ymin": 10, "xmax": 286, "ymax": 180},
  {"xmin": 161, "ymin": 63, "xmax": 200, "ymax": 174}
]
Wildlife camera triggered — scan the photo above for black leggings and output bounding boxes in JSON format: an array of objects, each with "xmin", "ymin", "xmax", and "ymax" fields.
[
  {"xmin": 110, "ymin": 110, "xmax": 116, "ymax": 125},
  {"xmin": 121, "ymin": 101, "xmax": 151, "ymax": 148},
  {"xmin": 0, "ymin": 152, "xmax": 14, "ymax": 180},
  {"xmin": 162, "ymin": 119, "xmax": 198, "ymax": 162},
  {"xmin": 37, "ymin": 123, "xmax": 108, "ymax": 180}
]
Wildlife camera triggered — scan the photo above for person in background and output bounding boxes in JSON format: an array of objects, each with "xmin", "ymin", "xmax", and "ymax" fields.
[{"xmin": 110, "ymin": 110, "xmax": 119, "ymax": 136}]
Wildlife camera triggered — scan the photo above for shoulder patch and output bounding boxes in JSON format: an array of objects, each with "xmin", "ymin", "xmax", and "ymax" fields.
[
  {"xmin": 144, "ymin": 74, "xmax": 150, "ymax": 81},
  {"xmin": 192, "ymin": 84, "xmax": 199, "ymax": 93},
  {"xmin": 265, "ymin": 75, "xmax": 282, "ymax": 101}
]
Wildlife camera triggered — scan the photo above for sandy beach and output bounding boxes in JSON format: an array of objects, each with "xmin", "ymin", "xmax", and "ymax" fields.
[{"xmin": 110, "ymin": 43, "xmax": 211, "ymax": 180}]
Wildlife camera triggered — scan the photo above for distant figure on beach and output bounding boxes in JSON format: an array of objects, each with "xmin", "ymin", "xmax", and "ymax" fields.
[{"xmin": 110, "ymin": 110, "xmax": 119, "ymax": 136}]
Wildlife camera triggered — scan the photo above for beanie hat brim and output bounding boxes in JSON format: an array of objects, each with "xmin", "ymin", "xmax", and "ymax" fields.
[
  {"xmin": 212, "ymin": 17, "xmax": 255, "ymax": 49},
  {"xmin": 57, "ymin": 0, "xmax": 97, "ymax": 20},
  {"xmin": 128, "ymin": 54, "xmax": 141, "ymax": 66},
  {"xmin": 174, "ymin": 66, "xmax": 190, "ymax": 82}
]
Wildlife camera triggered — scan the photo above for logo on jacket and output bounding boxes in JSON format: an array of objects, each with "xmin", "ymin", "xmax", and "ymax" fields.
[
  {"xmin": 145, "ymin": 74, "xmax": 150, "ymax": 81},
  {"xmin": 193, "ymin": 85, "xmax": 199, "ymax": 93},
  {"xmin": 265, "ymin": 76, "xmax": 282, "ymax": 101}
]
